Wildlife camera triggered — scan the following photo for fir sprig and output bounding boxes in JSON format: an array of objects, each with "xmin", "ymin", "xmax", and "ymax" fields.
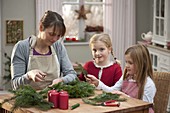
[
  {"xmin": 75, "ymin": 62, "xmax": 88, "ymax": 76},
  {"xmin": 3, "ymin": 53, "xmax": 11, "ymax": 84},
  {"xmin": 39, "ymin": 78, "xmax": 95, "ymax": 98},
  {"xmin": 0, "ymin": 85, "xmax": 53, "ymax": 112},
  {"xmin": 1, "ymin": 79, "xmax": 95, "ymax": 111},
  {"xmin": 82, "ymin": 92, "xmax": 127, "ymax": 105}
]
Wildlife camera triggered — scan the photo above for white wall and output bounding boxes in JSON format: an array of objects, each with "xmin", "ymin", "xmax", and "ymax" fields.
[
  {"xmin": 136, "ymin": 0, "xmax": 153, "ymax": 41},
  {"xmin": 2, "ymin": 0, "xmax": 36, "ymax": 55},
  {"xmin": 65, "ymin": 43, "xmax": 92, "ymax": 63},
  {"xmin": 1, "ymin": 0, "xmax": 35, "ymax": 89}
]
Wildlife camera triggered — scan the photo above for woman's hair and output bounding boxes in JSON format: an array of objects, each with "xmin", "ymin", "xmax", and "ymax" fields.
[
  {"xmin": 40, "ymin": 10, "xmax": 66, "ymax": 37},
  {"xmin": 89, "ymin": 33, "xmax": 116, "ymax": 60},
  {"xmin": 123, "ymin": 44, "xmax": 153, "ymax": 99}
]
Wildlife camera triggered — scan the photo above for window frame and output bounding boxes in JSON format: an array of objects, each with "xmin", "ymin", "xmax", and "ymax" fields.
[{"xmin": 62, "ymin": 0, "xmax": 104, "ymax": 43}]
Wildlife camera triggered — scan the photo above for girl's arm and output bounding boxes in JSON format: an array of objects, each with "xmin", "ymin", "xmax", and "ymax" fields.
[
  {"xmin": 142, "ymin": 77, "xmax": 156, "ymax": 103},
  {"xmin": 87, "ymin": 75, "xmax": 123, "ymax": 92}
]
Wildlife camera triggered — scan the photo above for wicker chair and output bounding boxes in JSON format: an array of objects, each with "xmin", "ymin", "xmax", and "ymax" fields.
[{"xmin": 153, "ymin": 71, "xmax": 170, "ymax": 113}]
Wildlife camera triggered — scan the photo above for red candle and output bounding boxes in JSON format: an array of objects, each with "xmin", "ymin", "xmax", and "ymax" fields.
[
  {"xmin": 66, "ymin": 38, "xmax": 70, "ymax": 41},
  {"xmin": 48, "ymin": 90, "xmax": 57, "ymax": 102},
  {"xmin": 59, "ymin": 90, "xmax": 67, "ymax": 94},
  {"xmin": 72, "ymin": 38, "xmax": 76, "ymax": 41},
  {"xmin": 48, "ymin": 90, "xmax": 59, "ymax": 108},
  {"xmin": 50, "ymin": 92, "xmax": 59, "ymax": 108},
  {"xmin": 59, "ymin": 91, "xmax": 69, "ymax": 110}
]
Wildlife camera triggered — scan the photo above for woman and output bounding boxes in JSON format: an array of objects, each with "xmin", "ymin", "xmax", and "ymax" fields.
[{"xmin": 11, "ymin": 10, "xmax": 77, "ymax": 90}]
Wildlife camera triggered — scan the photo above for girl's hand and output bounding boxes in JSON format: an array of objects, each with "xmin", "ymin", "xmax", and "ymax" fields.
[
  {"xmin": 112, "ymin": 90, "xmax": 130, "ymax": 97},
  {"xmin": 85, "ymin": 74, "xmax": 99, "ymax": 87},
  {"xmin": 49, "ymin": 78, "xmax": 63, "ymax": 87},
  {"xmin": 27, "ymin": 69, "xmax": 47, "ymax": 82}
]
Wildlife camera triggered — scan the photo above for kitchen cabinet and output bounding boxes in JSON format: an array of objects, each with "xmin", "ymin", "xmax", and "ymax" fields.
[
  {"xmin": 147, "ymin": 44, "xmax": 170, "ymax": 72},
  {"xmin": 152, "ymin": 0, "xmax": 170, "ymax": 49}
]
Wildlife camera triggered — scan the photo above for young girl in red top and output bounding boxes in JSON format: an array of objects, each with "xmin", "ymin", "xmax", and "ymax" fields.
[{"xmin": 78, "ymin": 33, "xmax": 122, "ymax": 87}]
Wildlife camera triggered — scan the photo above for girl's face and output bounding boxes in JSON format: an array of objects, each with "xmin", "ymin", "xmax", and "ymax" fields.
[
  {"xmin": 40, "ymin": 26, "xmax": 61, "ymax": 46},
  {"xmin": 91, "ymin": 41, "xmax": 111, "ymax": 66},
  {"xmin": 125, "ymin": 54, "xmax": 136, "ymax": 75}
]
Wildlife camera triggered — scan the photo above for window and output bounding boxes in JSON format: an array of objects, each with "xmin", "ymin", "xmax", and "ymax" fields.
[{"xmin": 62, "ymin": 0, "xmax": 104, "ymax": 42}]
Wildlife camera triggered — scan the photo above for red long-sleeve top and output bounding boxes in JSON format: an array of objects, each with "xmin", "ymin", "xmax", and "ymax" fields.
[{"xmin": 78, "ymin": 61, "xmax": 122, "ymax": 87}]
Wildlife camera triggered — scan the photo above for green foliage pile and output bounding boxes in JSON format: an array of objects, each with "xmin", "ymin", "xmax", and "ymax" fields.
[
  {"xmin": 82, "ymin": 92, "xmax": 127, "ymax": 105},
  {"xmin": 0, "ymin": 85, "xmax": 53, "ymax": 112},
  {"xmin": 39, "ymin": 78, "xmax": 95, "ymax": 98},
  {"xmin": 0, "ymin": 79, "xmax": 95, "ymax": 111}
]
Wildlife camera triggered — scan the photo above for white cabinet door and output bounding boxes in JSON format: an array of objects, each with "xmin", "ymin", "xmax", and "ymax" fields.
[
  {"xmin": 147, "ymin": 45, "xmax": 170, "ymax": 72},
  {"xmin": 152, "ymin": 0, "xmax": 170, "ymax": 48}
]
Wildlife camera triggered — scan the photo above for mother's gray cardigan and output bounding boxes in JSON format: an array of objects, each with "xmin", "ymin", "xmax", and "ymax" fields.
[{"xmin": 11, "ymin": 36, "xmax": 77, "ymax": 90}]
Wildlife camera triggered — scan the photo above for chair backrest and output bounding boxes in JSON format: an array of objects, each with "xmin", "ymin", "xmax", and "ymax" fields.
[{"xmin": 153, "ymin": 71, "xmax": 170, "ymax": 113}]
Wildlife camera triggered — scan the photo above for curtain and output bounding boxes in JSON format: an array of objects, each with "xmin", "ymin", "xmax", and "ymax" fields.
[
  {"xmin": 104, "ymin": 0, "xmax": 136, "ymax": 69},
  {"xmin": 0, "ymin": 0, "xmax": 2, "ymax": 87},
  {"xmin": 35, "ymin": 0, "xmax": 62, "ymax": 34},
  {"xmin": 35, "ymin": 0, "xmax": 136, "ymax": 69}
]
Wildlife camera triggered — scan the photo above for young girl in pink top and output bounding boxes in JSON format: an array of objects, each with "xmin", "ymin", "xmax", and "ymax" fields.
[{"xmin": 78, "ymin": 33, "xmax": 122, "ymax": 87}]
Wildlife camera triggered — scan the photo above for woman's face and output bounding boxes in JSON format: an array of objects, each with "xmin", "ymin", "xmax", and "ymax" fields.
[
  {"xmin": 91, "ymin": 41, "xmax": 111, "ymax": 66},
  {"xmin": 40, "ymin": 26, "xmax": 61, "ymax": 46},
  {"xmin": 125, "ymin": 54, "xmax": 136, "ymax": 75}
]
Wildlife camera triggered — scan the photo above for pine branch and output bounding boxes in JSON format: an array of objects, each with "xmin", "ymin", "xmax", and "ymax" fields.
[
  {"xmin": 39, "ymin": 79, "xmax": 95, "ymax": 98},
  {"xmin": 82, "ymin": 92, "xmax": 127, "ymax": 105},
  {"xmin": 1, "ymin": 85, "xmax": 53, "ymax": 111},
  {"xmin": 75, "ymin": 62, "xmax": 88, "ymax": 77},
  {"xmin": 3, "ymin": 53, "xmax": 11, "ymax": 84}
]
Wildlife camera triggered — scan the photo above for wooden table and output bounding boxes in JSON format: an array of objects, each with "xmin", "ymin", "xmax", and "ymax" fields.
[{"xmin": 0, "ymin": 90, "xmax": 152, "ymax": 113}]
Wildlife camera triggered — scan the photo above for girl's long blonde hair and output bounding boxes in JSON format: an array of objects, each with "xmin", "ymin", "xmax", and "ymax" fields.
[{"xmin": 123, "ymin": 44, "xmax": 153, "ymax": 99}]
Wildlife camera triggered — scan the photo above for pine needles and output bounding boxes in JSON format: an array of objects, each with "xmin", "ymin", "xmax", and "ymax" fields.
[
  {"xmin": 82, "ymin": 92, "xmax": 127, "ymax": 105},
  {"xmin": 39, "ymin": 78, "xmax": 95, "ymax": 98},
  {"xmin": 0, "ymin": 85, "xmax": 53, "ymax": 112},
  {"xmin": 75, "ymin": 62, "xmax": 88, "ymax": 76},
  {"xmin": 0, "ymin": 79, "xmax": 95, "ymax": 112}
]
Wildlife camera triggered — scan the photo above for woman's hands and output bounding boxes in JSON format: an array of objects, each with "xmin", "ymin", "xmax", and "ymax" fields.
[
  {"xmin": 27, "ymin": 69, "xmax": 63, "ymax": 86},
  {"xmin": 85, "ymin": 74, "xmax": 99, "ymax": 87},
  {"xmin": 27, "ymin": 69, "xmax": 47, "ymax": 82},
  {"xmin": 49, "ymin": 78, "xmax": 63, "ymax": 87}
]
